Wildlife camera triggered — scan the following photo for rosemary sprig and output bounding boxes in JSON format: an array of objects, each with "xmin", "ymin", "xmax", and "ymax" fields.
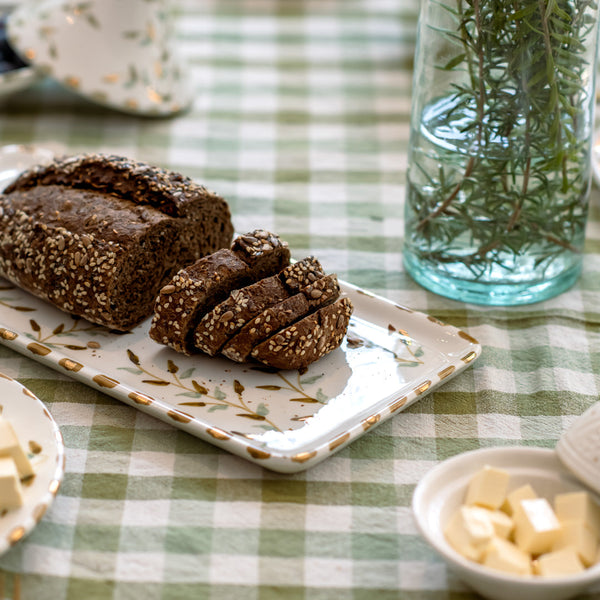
[{"xmin": 406, "ymin": 0, "xmax": 598, "ymax": 277}]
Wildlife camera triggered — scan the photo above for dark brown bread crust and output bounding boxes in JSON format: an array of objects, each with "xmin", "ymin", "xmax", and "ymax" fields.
[
  {"xmin": 193, "ymin": 257, "xmax": 326, "ymax": 356},
  {"xmin": 250, "ymin": 296, "xmax": 353, "ymax": 370},
  {"xmin": 149, "ymin": 230, "xmax": 291, "ymax": 354},
  {"xmin": 220, "ymin": 274, "xmax": 340, "ymax": 363},
  {"xmin": 278, "ymin": 256, "xmax": 323, "ymax": 292},
  {"xmin": 0, "ymin": 154, "xmax": 234, "ymax": 330},
  {"xmin": 5, "ymin": 153, "xmax": 226, "ymax": 219}
]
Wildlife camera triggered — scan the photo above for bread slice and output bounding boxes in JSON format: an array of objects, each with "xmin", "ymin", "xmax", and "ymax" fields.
[
  {"xmin": 149, "ymin": 230, "xmax": 290, "ymax": 354},
  {"xmin": 220, "ymin": 274, "xmax": 341, "ymax": 363},
  {"xmin": 250, "ymin": 296, "xmax": 353, "ymax": 370},
  {"xmin": 193, "ymin": 256, "xmax": 326, "ymax": 356},
  {"xmin": 0, "ymin": 154, "xmax": 234, "ymax": 330}
]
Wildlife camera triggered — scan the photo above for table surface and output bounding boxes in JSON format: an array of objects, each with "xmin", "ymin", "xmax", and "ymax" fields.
[{"xmin": 0, "ymin": 0, "xmax": 599, "ymax": 599}]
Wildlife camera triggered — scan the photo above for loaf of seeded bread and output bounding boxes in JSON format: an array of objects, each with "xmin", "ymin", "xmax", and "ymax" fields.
[
  {"xmin": 150, "ymin": 231, "xmax": 353, "ymax": 370},
  {"xmin": 0, "ymin": 154, "xmax": 234, "ymax": 330}
]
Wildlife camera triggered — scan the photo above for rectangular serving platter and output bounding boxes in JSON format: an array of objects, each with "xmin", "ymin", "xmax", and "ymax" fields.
[{"xmin": 0, "ymin": 278, "xmax": 481, "ymax": 473}]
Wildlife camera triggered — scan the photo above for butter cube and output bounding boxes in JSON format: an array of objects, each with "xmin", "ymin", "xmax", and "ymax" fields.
[
  {"xmin": 487, "ymin": 509, "xmax": 514, "ymax": 539},
  {"xmin": 552, "ymin": 520, "xmax": 598, "ymax": 567},
  {"xmin": 444, "ymin": 505, "xmax": 495, "ymax": 562},
  {"xmin": 554, "ymin": 491, "xmax": 600, "ymax": 535},
  {"xmin": 501, "ymin": 484, "xmax": 537, "ymax": 516},
  {"xmin": 482, "ymin": 536, "xmax": 532, "ymax": 575},
  {"xmin": 465, "ymin": 466, "xmax": 510, "ymax": 510},
  {"xmin": 534, "ymin": 547, "xmax": 585, "ymax": 576},
  {"xmin": 0, "ymin": 418, "xmax": 33, "ymax": 479},
  {"xmin": 0, "ymin": 457, "xmax": 24, "ymax": 510},
  {"xmin": 514, "ymin": 498, "xmax": 561, "ymax": 555}
]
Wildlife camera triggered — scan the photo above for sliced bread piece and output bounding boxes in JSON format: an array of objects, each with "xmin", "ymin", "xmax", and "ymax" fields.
[
  {"xmin": 220, "ymin": 274, "xmax": 340, "ymax": 363},
  {"xmin": 193, "ymin": 256, "xmax": 326, "ymax": 356},
  {"xmin": 250, "ymin": 296, "xmax": 353, "ymax": 370}
]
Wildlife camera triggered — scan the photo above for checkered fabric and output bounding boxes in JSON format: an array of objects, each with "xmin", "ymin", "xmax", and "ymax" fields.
[{"xmin": 0, "ymin": 0, "xmax": 599, "ymax": 598}]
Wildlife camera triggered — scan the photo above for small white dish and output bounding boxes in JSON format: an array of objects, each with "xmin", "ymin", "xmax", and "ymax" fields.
[
  {"xmin": 6, "ymin": 0, "xmax": 192, "ymax": 116},
  {"xmin": 556, "ymin": 402, "xmax": 600, "ymax": 496},
  {"xmin": 0, "ymin": 12, "xmax": 40, "ymax": 97},
  {"xmin": 0, "ymin": 373, "xmax": 65, "ymax": 555},
  {"xmin": 0, "ymin": 143, "xmax": 65, "ymax": 191},
  {"xmin": 412, "ymin": 446, "xmax": 600, "ymax": 600},
  {"xmin": 0, "ymin": 64, "xmax": 39, "ymax": 98}
]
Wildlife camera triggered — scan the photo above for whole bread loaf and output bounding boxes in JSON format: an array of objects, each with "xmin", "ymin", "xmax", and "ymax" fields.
[
  {"xmin": 150, "ymin": 231, "xmax": 353, "ymax": 370},
  {"xmin": 0, "ymin": 153, "xmax": 234, "ymax": 330}
]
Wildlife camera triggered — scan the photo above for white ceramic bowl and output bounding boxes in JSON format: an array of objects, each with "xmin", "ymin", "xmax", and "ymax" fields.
[
  {"xmin": 6, "ymin": 0, "xmax": 192, "ymax": 116},
  {"xmin": 556, "ymin": 402, "xmax": 600, "ymax": 496},
  {"xmin": 412, "ymin": 446, "xmax": 600, "ymax": 600}
]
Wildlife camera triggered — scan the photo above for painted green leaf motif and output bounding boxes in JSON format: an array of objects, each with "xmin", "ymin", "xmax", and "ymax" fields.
[
  {"xmin": 316, "ymin": 389, "xmax": 328, "ymax": 403},
  {"xmin": 179, "ymin": 368, "xmax": 195, "ymax": 379},
  {"xmin": 118, "ymin": 367, "xmax": 143, "ymax": 376},
  {"xmin": 177, "ymin": 392, "xmax": 205, "ymax": 399},
  {"xmin": 256, "ymin": 403, "xmax": 269, "ymax": 416},
  {"xmin": 414, "ymin": 347, "xmax": 425, "ymax": 358},
  {"xmin": 208, "ymin": 404, "xmax": 228, "ymax": 412},
  {"xmin": 299, "ymin": 374, "xmax": 324, "ymax": 385},
  {"xmin": 213, "ymin": 387, "xmax": 226, "ymax": 401}
]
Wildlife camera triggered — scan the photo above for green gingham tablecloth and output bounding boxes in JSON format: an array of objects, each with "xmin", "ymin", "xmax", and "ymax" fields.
[{"xmin": 0, "ymin": 0, "xmax": 599, "ymax": 598}]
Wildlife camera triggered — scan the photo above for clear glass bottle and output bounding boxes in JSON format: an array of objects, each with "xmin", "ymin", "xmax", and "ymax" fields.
[{"xmin": 404, "ymin": 0, "xmax": 600, "ymax": 305}]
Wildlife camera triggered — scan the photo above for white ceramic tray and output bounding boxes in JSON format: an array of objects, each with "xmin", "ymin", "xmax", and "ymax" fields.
[
  {"xmin": 0, "ymin": 278, "xmax": 481, "ymax": 472},
  {"xmin": 0, "ymin": 373, "xmax": 65, "ymax": 554}
]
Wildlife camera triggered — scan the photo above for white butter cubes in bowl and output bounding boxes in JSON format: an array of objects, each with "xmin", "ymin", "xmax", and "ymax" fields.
[
  {"xmin": 0, "ymin": 416, "xmax": 34, "ymax": 510},
  {"xmin": 412, "ymin": 447, "xmax": 600, "ymax": 600}
]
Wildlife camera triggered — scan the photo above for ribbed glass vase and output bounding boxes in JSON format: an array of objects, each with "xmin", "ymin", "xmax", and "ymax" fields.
[{"xmin": 404, "ymin": 0, "xmax": 600, "ymax": 305}]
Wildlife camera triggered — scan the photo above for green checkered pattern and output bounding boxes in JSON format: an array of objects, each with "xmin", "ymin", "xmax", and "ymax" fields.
[{"xmin": 0, "ymin": 0, "xmax": 599, "ymax": 598}]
